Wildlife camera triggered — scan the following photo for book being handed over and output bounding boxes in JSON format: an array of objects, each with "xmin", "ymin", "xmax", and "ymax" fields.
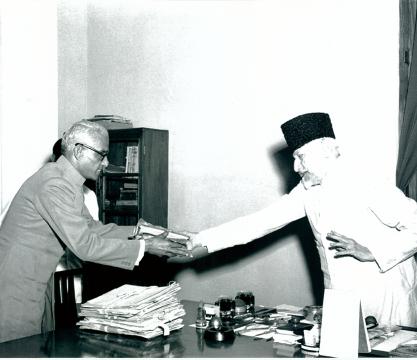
[{"xmin": 133, "ymin": 218, "xmax": 193, "ymax": 257}]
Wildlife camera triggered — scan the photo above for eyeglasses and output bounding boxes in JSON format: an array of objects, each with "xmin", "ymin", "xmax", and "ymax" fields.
[{"xmin": 75, "ymin": 143, "xmax": 109, "ymax": 161}]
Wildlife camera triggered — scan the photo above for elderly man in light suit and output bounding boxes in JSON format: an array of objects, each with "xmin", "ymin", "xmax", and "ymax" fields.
[{"xmin": 0, "ymin": 120, "xmax": 189, "ymax": 343}]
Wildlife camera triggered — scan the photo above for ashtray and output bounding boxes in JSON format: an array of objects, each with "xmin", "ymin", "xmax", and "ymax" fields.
[
  {"xmin": 204, "ymin": 326, "xmax": 235, "ymax": 342},
  {"xmin": 204, "ymin": 316, "xmax": 236, "ymax": 343}
]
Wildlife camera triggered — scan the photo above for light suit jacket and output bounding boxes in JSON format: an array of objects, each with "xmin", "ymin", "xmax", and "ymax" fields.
[
  {"xmin": 0, "ymin": 156, "xmax": 142, "ymax": 343},
  {"xmin": 196, "ymin": 158, "xmax": 417, "ymax": 327}
]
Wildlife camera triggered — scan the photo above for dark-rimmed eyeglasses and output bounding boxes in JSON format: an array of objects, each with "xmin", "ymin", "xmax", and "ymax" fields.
[{"xmin": 75, "ymin": 143, "xmax": 109, "ymax": 161}]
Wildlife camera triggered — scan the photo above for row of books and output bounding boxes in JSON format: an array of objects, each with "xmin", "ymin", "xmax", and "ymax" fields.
[
  {"xmin": 125, "ymin": 146, "xmax": 139, "ymax": 173},
  {"xmin": 104, "ymin": 182, "xmax": 138, "ymax": 207},
  {"xmin": 104, "ymin": 199, "xmax": 137, "ymax": 207},
  {"xmin": 117, "ymin": 186, "xmax": 137, "ymax": 206}
]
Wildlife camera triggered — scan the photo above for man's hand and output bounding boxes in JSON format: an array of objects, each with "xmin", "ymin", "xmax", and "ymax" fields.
[
  {"xmin": 180, "ymin": 231, "xmax": 200, "ymax": 248},
  {"xmin": 144, "ymin": 231, "xmax": 191, "ymax": 258},
  {"xmin": 166, "ymin": 230, "xmax": 202, "ymax": 250},
  {"xmin": 167, "ymin": 245, "xmax": 209, "ymax": 263},
  {"xmin": 326, "ymin": 230, "xmax": 375, "ymax": 262},
  {"xmin": 166, "ymin": 231, "xmax": 209, "ymax": 263},
  {"xmin": 168, "ymin": 231, "xmax": 194, "ymax": 252}
]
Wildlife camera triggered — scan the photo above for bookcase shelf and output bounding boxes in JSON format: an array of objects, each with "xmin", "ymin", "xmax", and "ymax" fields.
[
  {"xmin": 103, "ymin": 206, "xmax": 138, "ymax": 213},
  {"xmin": 102, "ymin": 172, "xmax": 140, "ymax": 178}
]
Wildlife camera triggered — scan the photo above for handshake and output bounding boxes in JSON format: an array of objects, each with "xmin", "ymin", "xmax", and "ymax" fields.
[{"xmin": 132, "ymin": 219, "xmax": 207, "ymax": 260}]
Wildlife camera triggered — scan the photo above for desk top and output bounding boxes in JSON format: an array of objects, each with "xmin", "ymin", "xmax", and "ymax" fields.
[{"xmin": 0, "ymin": 300, "xmax": 306, "ymax": 358}]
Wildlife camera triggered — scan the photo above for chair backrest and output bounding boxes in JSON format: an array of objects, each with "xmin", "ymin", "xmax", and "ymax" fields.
[{"xmin": 54, "ymin": 269, "xmax": 82, "ymax": 329}]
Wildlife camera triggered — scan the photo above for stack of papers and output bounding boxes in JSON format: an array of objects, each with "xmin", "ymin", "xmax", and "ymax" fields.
[
  {"xmin": 275, "ymin": 304, "xmax": 304, "ymax": 317},
  {"xmin": 77, "ymin": 282, "xmax": 185, "ymax": 339},
  {"xmin": 273, "ymin": 331, "xmax": 303, "ymax": 345},
  {"xmin": 84, "ymin": 115, "xmax": 133, "ymax": 129}
]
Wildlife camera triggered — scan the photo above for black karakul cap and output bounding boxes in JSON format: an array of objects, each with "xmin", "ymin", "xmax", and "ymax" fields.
[{"xmin": 281, "ymin": 112, "xmax": 335, "ymax": 152}]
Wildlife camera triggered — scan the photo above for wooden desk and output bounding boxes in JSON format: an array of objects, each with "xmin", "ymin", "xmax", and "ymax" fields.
[{"xmin": 0, "ymin": 300, "xmax": 304, "ymax": 358}]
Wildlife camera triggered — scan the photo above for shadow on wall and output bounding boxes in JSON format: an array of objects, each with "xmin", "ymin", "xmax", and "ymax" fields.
[
  {"xmin": 170, "ymin": 144, "xmax": 324, "ymax": 305},
  {"xmin": 271, "ymin": 145, "xmax": 299, "ymax": 193},
  {"xmin": 269, "ymin": 144, "xmax": 324, "ymax": 304},
  {"xmin": 170, "ymin": 219, "xmax": 323, "ymax": 305}
]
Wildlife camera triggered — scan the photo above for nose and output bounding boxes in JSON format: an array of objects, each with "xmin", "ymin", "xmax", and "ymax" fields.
[
  {"xmin": 294, "ymin": 158, "xmax": 302, "ymax": 173},
  {"xmin": 102, "ymin": 156, "xmax": 109, "ymax": 168}
]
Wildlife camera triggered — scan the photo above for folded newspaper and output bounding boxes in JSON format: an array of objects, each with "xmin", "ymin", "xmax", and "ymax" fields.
[{"xmin": 77, "ymin": 282, "xmax": 185, "ymax": 339}]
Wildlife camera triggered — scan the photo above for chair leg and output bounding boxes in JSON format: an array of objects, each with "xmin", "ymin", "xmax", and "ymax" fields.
[{"xmin": 54, "ymin": 271, "xmax": 78, "ymax": 329}]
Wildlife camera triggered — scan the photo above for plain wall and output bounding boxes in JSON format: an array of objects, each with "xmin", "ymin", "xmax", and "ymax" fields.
[
  {"xmin": 0, "ymin": 0, "xmax": 58, "ymax": 212},
  {"xmin": 58, "ymin": 0, "xmax": 88, "ymax": 130},
  {"xmin": 58, "ymin": 0, "xmax": 399, "ymax": 307}
]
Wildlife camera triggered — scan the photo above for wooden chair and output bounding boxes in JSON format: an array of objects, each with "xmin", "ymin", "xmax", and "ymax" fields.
[{"xmin": 54, "ymin": 268, "xmax": 82, "ymax": 329}]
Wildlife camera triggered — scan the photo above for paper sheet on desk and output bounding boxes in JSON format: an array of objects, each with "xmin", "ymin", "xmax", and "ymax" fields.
[
  {"xmin": 372, "ymin": 330, "xmax": 417, "ymax": 352},
  {"xmin": 390, "ymin": 338, "xmax": 417, "ymax": 357},
  {"xmin": 235, "ymin": 324, "xmax": 273, "ymax": 339},
  {"xmin": 275, "ymin": 304, "xmax": 304, "ymax": 317},
  {"xmin": 273, "ymin": 333, "xmax": 303, "ymax": 344},
  {"xmin": 234, "ymin": 324, "xmax": 302, "ymax": 344}
]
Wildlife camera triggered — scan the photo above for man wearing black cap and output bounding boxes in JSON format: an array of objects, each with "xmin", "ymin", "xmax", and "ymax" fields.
[{"xmin": 188, "ymin": 112, "xmax": 417, "ymax": 328}]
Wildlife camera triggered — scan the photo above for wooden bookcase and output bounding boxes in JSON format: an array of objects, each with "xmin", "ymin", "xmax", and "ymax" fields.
[
  {"xmin": 97, "ymin": 127, "xmax": 168, "ymax": 227},
  {"xmin": 83, "ymin": 127, "xmax": 171, "ymax": 300}
]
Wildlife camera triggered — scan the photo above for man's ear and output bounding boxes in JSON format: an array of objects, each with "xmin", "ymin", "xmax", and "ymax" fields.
[{"xmin": 73, "ymin": 144, "xmax": 83, "ymax": 160}]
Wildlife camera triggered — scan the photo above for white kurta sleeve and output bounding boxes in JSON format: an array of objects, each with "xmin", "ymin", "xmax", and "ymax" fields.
[
  {"xmin": 366, "ymin": 183, "xmax": 417, "ymax": 272},
  {"xmin": 195, "ymin": 183, "xmax": 307, "ymax": 253}
]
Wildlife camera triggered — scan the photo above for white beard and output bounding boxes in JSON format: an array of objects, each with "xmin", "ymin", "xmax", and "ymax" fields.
[{"xmin": 300, "ymin": 172, "xmax": 322, "ymax": 189}]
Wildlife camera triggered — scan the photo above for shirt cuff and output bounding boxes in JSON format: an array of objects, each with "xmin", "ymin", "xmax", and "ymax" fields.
[
  {"xmin": 195, "ymin": 233, "xmax": 212, "ymax": 253},
  {"xmin": 134, "ymin": 239, "xmax": 146, "ymax": 266}
]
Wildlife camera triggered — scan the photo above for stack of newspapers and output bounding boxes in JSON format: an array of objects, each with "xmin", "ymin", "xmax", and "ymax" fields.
[{"xmin": 77, "ymin": 282, "xmax": 185, "ymax": 339}]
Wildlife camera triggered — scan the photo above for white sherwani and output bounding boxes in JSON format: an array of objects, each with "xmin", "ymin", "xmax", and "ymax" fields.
[{"xmin": 196, "ymin": 159, "xmax": 417, "ymax": 327}]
